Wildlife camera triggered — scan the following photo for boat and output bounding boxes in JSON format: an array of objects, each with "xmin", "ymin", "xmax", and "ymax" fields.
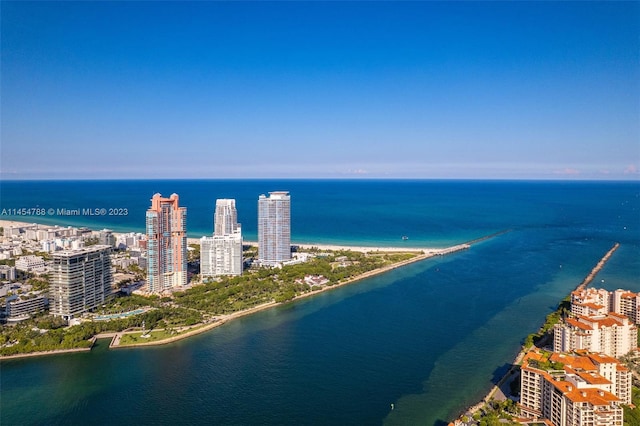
[{"xmin": 401, "ymin": 236, "xmax": 409, "ymax": 240}]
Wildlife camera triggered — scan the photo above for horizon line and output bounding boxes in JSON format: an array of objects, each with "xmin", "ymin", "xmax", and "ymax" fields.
[{"xmin": 1, "ymin": 176, "xmax": 639, "ymax": 183}]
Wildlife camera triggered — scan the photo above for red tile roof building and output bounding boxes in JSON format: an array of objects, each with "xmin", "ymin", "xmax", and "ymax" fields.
[
  {"xmin": 519, "ymin": 351, "xmax": 630, "ymax": 425},
  {"xmin": 571, "ymin": 287, "xmax": 640, "ymax": 325},
  {"xmin": 554, "ymin": 313, "xmax": 636, "ymax": 358}
]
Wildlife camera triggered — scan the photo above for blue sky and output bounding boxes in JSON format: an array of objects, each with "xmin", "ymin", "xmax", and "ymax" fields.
[{"xmin": 1, "ymin": 1, "xmax": 639, "ymax": 180}]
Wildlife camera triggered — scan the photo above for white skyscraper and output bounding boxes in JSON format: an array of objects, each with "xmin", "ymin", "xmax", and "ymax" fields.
[
  {"xmin": 258, "ymin": 191, "xmax": 291, "ymax": 266},
  {"xmin": 214, "ymin": 199, "xmax": 239, "ymax": 236},
  {"xmin": 201, "ymin": 198, "xmax": 243, "ymax": 277}
]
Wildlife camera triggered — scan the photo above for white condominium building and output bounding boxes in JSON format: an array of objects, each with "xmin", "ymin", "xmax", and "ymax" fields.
[
  {"xmin": 553, "ymin": 313, "xmax": 636, "ymax": 358},
  {"xmin": 571, "ymin": 287, "xmax": 640, "ymax": 325},
  {"xmin": 611, "ymin": 289, "xmax": 640, "ymax": 324},
  {"xmin": 571, "ymin": 287, "xmax": 610, "ymax": 317},
  {"xmin": 200, "ymin": 233, "xmax": 243, "ymax": 277},
  {"xmin": 214, "ymin": 199, "xmax": 240, "ymax": 236},
  {"xmin": 50, "ymin": 245, "xmax": 113, "ymax": 320},
  {"xmin": 4, "ymin": 292, "xmax": 47, "ymax": 322},
  {"xmin": 200, "ymin": 198, "xmax": 243, "ymax": 277},
  {"xmin": 258, "ymin": 191, "xmax": 291, "ymax": 266},
  {"xmin": 15, "ymin": 255, "xmax": 46, "ymax": 273},
  {"xmin": 520, "ymin": 351, "xmax": 629, "ymax": 425}
]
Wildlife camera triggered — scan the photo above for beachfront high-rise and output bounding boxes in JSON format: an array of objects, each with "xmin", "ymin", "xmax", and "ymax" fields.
[
  {"xmin": 214, "ymin": 199, "xmax": 239, "ymax": 236},
  {"xmin": 50, "ymin": 245, "xmax": 113, "ymax": 320},
  {"xmin": 258, "ymin": 191, "xmax": 291, "ymax": 266},
  {"xmin": 201, "ymin": 198, "xmax": 243, "ymax": 277},
  {"xmin": 146, "ymin": 193, "xmax": 187, "ymax": 293}
]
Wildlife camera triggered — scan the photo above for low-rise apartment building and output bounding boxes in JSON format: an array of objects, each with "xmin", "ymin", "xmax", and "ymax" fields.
[
  {"xmin": 15, "ymin": 255, "xmax": 46, "ymax": 273},
  {"xmin": 3, "ymin": 292, "xmax": 47, "ymax": 322}
]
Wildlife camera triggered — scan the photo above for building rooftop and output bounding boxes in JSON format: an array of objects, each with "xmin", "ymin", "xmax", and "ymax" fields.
[
  {"xmin": 566, "ymin": 317, "xmax": 593, "ymax": 331},
  {"xmin": 564, "ymin": 388, "xmax": 619, "ymax": 405},
  {"xmin": 575, "ymin": 371, "xmax": 612, "ymax": 385},
  {"xmin": 53, "ymin": 245, "xmax": 112, "ymax": 257}
]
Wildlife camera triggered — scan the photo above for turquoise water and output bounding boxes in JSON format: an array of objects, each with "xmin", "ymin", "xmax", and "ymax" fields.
[
  {"xmin": 0, "ymin": 180, "xmax": 639, "ymax": 425},
  {"xmin": 94, "ymin": 309, "xmax": 146, "ymax": 321}
]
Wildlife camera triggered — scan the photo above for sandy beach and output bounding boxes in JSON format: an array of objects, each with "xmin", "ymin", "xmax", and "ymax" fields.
[
  {"xmin": 1, "ymin": 219, "xmax": 443, "ymax": 254},
  {"xmin": 0, "ymin": 219, "xmax": 52, "ymax": 229},
  {"xmin": 191, "ymin": 237, "xmax": 440, "ymax": 254}
]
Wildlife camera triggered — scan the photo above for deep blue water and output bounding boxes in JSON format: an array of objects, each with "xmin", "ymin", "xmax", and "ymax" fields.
[{"xmin": 0, "ymin": 180, "xmax": 639, "ymax": 425}]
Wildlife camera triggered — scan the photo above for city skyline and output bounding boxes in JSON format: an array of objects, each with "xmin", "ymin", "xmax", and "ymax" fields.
[{"xmin": 1, "ymin": 2, "xmax": 639, "ymax": 181}]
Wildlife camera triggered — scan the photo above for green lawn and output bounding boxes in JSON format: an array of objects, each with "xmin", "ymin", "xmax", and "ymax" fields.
[{"xmin": 119, "ymin": 329, "xmax": 183, "ymax": 345}]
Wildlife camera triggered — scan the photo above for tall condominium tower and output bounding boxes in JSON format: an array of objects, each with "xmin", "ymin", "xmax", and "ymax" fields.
[
  {"xmin": 214, "ymin": 199, "xmax": 240, "ymax": 236},
  {"xmin": 50, "ymin": 245, "xmax": 113, "ymax": 320},
  {"xmin": 201, "ymin": 198, "xmax": 243, "ymax": 277},
  {"xmin": 146, "ymin": 193, "xmax": 187, "ymax": 293},
  {"xmin": 200, "ymin": 233, "xmax": 243, "ymax": 277},
  {"xmin": 258, "ymin": 191, "xmax": 291, "ymax": 266}
]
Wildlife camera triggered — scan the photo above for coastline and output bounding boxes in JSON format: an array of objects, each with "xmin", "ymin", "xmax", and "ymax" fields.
[
  {"xmin": 1, "ymin": 183, "xmax": 637, "ymax": 424},
  {"xmin": 2, "ymin": 219, "xmax": 442, "ymax": 254},
  {"xmin": 451, "ymin": 242, "xmax": 622, "ymax": 422},
  {"xmin": 0, "ymin": 219, "xmax": 478, "ymax": 359},
  {"xmin": 0, "ymin": 343, "xmax": 94, "ymax": 360},
  {"xmin": 0, "ymin": 244, "xmax": 444, "ymax": 359}
]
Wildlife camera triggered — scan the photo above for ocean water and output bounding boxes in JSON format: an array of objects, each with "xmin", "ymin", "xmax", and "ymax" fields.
[
  {"xmin": 0, "ymin": 179, "xmax": 589, "ymax": 245},
  {"xmin": 0, "ymin": 180, "xmax": 639, "ymax": 425}
]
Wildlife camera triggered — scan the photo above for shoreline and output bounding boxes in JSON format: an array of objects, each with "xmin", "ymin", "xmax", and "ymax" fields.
[
  {"xmin": 451, "ymin": 242, "xmax": 621, "ymax": 422},
  {"xmin": 0, "ymin": 338, "xmax": 95, "ymax": 360},
  {"xmin": 1, "ymin": 218, "xmax": 492, "ymax": 255},
  {"xmin": 110, "ymin": 249, "xmax": 439, "ymax": 349},
  {"xmin": 0, "ymin": 219, "xmax": 453, "ymax": 253},
  {"xmin": 0, "ymin": 219, "xmax": 484, "ymax": 360},
  {"xmin": 111, "ymin": 301, "xmax": 278, "ymax": 349},
  {"xmin": 0, "ymin": 246, "xmax": 446, "ymax": 360}
]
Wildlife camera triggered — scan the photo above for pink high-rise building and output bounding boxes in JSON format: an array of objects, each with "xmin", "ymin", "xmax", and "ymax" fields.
[{"xmin": 146, "ymin": 193, "xmax": 187, "ymax": 293}]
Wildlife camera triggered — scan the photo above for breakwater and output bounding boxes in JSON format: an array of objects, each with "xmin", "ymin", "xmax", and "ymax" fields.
[
  {"xmin": 452, "ymin": 241, "xmax": 622, "ymax": 423},
  {"xmin": 434, "ymin": 244, "xmax": 470, "ymax": 256},
  {"xmin": 464, "ymin": 229, "xmax": 512, "ymax": 246},
  {"xmin": 575, "ymin": 242, "xmax": 620, "ymax": 291}
]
